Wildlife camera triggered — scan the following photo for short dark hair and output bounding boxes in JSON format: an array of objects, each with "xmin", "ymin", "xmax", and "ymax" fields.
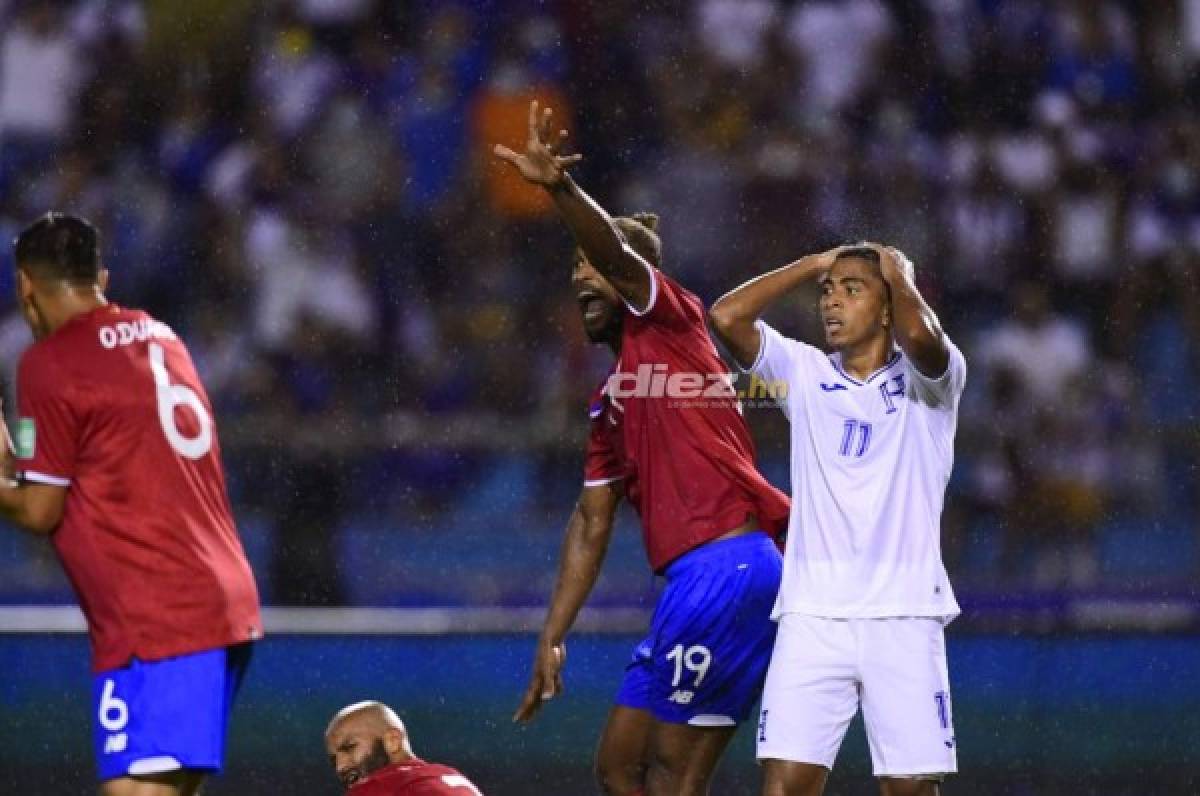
[
  {"xmin": 14, "ymin": 212, "xmax": 101, "ymax": 283},
  {"xmin": 614, "ymin": 212, "xmax": 662, "ymax": 269},
  {"xmin": 834, "ymin": 245, "xmax": 880, "ymax": 267}
]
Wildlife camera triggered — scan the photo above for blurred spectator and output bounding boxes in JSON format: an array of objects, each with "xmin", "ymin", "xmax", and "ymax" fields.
[
  {"xmin": 253, "ymin": 19, "xmax": 341, "ymax": 139},
  {"xmin": 695, "ymin": 0, "xmax": 779, "ymax": 72},
  {"xmin": 782, "ymin": 0, "xmax": 892, "ymax": 118},
  {"xmin": 1049, "ymin": 163, "xmax": 1121, "ymax": 310},
  {"xmin": 0, "ymin": 1, "xmax": 87, "ymax": 184},
  {"xmin": 977, "ymin": 282, "xmax": 1091, "ymax": 405},
  {"xmin": 973, "ymin": 283, "xmax": 1108, "ymax": 585},
  {"xmin": 471, "ymin": 45, "xmax": 571, "ymax": 221},
  {"xmin": 941, "ymin": 160, "xmax": 1031, "ymax": 315},
  {"xmin": 243, "ymin": 194, "xmax": 376, "ymax": 351}
]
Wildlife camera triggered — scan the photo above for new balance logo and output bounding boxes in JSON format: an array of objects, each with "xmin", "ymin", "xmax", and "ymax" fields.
[
  {"xmin": 820, "ymin": 383, "xmax": 848, "ymax": 392},
  {"xmin": 668, "ymin": 689, "xmax": 694, "ymax": 705}
]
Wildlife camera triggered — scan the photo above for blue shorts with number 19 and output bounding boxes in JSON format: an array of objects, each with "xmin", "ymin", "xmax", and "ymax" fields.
[
  {"xmin": 616, "ymin": 531, "xmax": 782, "ymax": 726},
  {"xmin": 92, "ymin": 644, "xmax": 252, "ymax": 782}
]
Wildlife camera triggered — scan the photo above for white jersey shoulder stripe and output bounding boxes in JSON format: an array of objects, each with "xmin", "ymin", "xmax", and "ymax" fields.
[
  {"xmin": 620, "ymin": 257, "xmax": 659, "ymax": 317},
  {"xmin": 22, "ymin": 470, "xmax": 71, "ymax": 487},
  {"xmin": 584, "ymin": 476, "xmax": 624, "ymax": 487}
]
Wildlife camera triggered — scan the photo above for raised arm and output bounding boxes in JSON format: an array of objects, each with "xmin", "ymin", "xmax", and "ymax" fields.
[
  {"xmin": 709, "ymin": 247, "xmax": 844, "ymax": 368},
  {"xmin": 873, "ymin": 245, "xmax": 949, "ymax": 378},
  {"xmin": 513, "ymin": 480, "xmax": 622, "ymax": 723},
  {"xmin": 493, "ymin": 100, "xmax": 652, "ymax": 310}
]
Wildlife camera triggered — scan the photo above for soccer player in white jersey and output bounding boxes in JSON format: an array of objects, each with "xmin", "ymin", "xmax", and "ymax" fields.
[{"xmin": 709, "ymin": 243, "xmax": 965, "ymax": 796}]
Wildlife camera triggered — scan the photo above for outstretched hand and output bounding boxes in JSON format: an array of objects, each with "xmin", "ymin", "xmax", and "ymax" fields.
[
  {"xmin": 493, "ymin": 100, "xmax": 582, "ymax": 188},
  {"xmin": 513, "ymin": 640, "xmax": 566, "ymax": 723}
]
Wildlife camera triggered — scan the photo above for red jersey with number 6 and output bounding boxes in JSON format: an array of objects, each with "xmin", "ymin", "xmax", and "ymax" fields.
[
  {"xmin": 15, "ymin": 304, "xmax": 261, "ymax": 672},
  {"xmin": 349, "ymin": 759, "xmax": 483, "ymax": 795}
]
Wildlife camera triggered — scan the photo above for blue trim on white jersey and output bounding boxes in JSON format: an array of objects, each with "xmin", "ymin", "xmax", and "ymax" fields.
[{"xmin": 828, "ymin": 350, "xmax": 903, "ymax": 386}]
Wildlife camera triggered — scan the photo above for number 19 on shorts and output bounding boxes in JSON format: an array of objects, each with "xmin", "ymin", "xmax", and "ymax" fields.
[{"xmin": 666, "ymin": 644, "xmax": 712, "ymax": 705}]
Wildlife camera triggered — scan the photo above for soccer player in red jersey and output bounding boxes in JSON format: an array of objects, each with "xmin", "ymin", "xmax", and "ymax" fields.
[
  {"xmin": 496, "ymin": 102, "xmax": 791, "ymax": 795},
  {"xmin": 326, "ymin": 702, "xmax": 483, "ymax": 795},
  {"xmin": 0, "ymin": 214, "xmax": 262, "ymax": 796}
]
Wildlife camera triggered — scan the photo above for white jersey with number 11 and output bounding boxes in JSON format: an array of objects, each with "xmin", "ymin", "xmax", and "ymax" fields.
[{"xmin": 748, "ymin": 320, "xmax": 966, "ymax": 622}]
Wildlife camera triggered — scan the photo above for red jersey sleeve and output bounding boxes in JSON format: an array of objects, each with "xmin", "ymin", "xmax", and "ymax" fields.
[
  {"xmin": 584, "ymin": 397, "xmax": 623, "ymax": 487},
  {"xmin": 15, "ymin": 347, "xmax": 80, "ymax": 486},
  {"xmin": 621, "ymin": 264, "xmax": 702, "ymax": 331}
]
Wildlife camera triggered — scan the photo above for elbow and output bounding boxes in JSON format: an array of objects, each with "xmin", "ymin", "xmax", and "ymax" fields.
[
  {"xmin": 578, "ymin": 518, "xmax": 613, "ymax": 550},
  {"xmin": 23, "ymin": 503, "xmax": 63, "ymax": 536},
  {"xmin": 707, "ymin": 302, "xmax": 738, "ymax": 337},
  {"xmin": 23, "ymin": 513, "xmax": 59, "ymax": 536},
  {"xmin": 897, "ymin": 315, "xmax": 944, "ymax": 351}
]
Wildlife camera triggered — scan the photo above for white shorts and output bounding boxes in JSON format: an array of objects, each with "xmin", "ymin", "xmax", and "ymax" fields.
[{"xmin": 756, "ymin": 615, "xmax": 957, "ymax": 778}]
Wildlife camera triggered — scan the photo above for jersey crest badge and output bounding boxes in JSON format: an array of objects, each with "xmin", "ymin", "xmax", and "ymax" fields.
[{"xmin": 15, "ymin": 418, "xmax": 35, "ymax": 459}]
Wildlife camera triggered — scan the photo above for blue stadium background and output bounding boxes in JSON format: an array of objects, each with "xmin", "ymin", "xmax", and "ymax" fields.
[{"xmin": 2, "ymin": 0, "xmax": 1200, "ymax": 793}]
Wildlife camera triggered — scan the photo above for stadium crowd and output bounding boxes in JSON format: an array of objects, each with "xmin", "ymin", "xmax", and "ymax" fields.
[{"xmin": 1, "ymin": 0, "xmax": 1198, "ymax": 602}]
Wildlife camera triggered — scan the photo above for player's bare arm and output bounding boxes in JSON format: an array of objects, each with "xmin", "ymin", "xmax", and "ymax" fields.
[
  {"xmin": 0, "ymin": 412, "xmax": 65, "ymax": 534},
  {"xmin": 0, "ymin": 480, "xmax": 66, "ymax": 534},
  {"xmin": 514, "ymin": 480, "xmax": 621, "ymax": 723},
  {"xmin": 709, "ymin": 246, "xmax": 845, "ymax": 367},
  {"xmin": 870, "ymin": 244, "xmax": 950, "ymax": 378},
  {"xmin": 493, "ymin": 100, "xmax": 653, "ymax": 310}
]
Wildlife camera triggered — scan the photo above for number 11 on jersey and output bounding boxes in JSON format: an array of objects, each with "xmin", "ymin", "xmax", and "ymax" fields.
[{"xmin": 839, "ymin": 419, "xmax": 872, "ymax": 458}]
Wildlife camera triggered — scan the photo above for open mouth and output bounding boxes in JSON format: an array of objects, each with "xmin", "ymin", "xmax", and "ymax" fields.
[
  {"xmin": 577, "ymin": 289, "xmax": 607, "ymax": 322},
  {"xmin": 824, "ymin": 317, "xmax": 844, "ymax": 333}
]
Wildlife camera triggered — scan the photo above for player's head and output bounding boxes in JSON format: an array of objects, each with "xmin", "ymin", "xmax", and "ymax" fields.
[
  {"xmin": 13, "ymin": 212, "xmax": 108, "ymax": 340},
  {"xmin": 572, "ymin": 212, "xmax": 662, "ymax": 345},
  {"xmin": 818, "ymin": 245, "xmax": 892, "ymax": 350},
  {"xmin": 325, "ymin": 700, "xmax": 414, "ymax": 789}
]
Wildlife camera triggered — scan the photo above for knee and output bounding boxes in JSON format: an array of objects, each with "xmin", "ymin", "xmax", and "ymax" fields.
[
  {"xmin": 644, "ymin": 747, "xmax": 701, "ymax": 794},
  {"xmin": 761, "ymin": 760, "xmax": 827, "ymax": 796},
  {"xmin": 879, "ymin": 776, "xmax": 940, "ymax": 796},
  {"xmin": 595, "ymin": 754, "xmax": 645, "ymax": 795}
]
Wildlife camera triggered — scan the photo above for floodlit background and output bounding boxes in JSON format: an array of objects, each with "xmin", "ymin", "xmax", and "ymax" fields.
[{"xmin": 1, "ymin": 0, "xmax": 1199, "ymax": 793}]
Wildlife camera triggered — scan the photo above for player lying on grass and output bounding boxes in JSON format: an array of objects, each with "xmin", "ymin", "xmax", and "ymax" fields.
[
  {"xmin": 710, "ymin": 244, "xmax": 965, "ymax": 796},
  {"xmin": 0, "ymin": 213, "xmax": 261, "ymax": 796},
  {"xmin": 495, "ymin": 100, "xmax": 790, "ymax": 796},
  {"xmin": 326, "ymin": 701, "xmax": 483, "ymax": 795}
]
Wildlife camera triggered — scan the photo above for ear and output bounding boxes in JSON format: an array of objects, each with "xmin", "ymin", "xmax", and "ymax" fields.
[
  {"xmin": 97, "ymin": 268, "xmax": 110, "ymax": 292},
  {"xmin": 382, "ymin": 727, "xmax": 405, "ymax": 757},
  {"xmin": 16, "ymin": 269, "xmax": 34, "ymax": 301}
]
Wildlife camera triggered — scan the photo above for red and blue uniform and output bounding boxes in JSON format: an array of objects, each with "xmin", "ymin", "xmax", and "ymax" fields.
[
  {"xmin": 584, "ymin": 267, "xmax": 789, "ymax": 725},
  {"xmin": 15, "ymin": 304, "xmax": 261, "ymax": 781}
]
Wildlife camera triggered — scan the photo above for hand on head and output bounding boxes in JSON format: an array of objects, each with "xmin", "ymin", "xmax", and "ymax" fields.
[{"xmin": 864, "ymin": 242, "xmax": 916, "ymax": 283}]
